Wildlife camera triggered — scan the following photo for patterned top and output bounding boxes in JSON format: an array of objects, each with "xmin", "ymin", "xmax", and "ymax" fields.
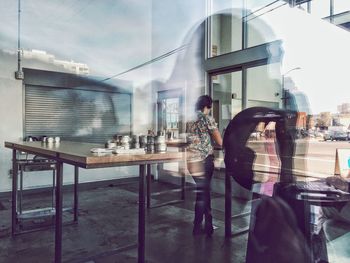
[{"xmin": 186, "ymin": 111, "xmax": 218, "ymax": 161}]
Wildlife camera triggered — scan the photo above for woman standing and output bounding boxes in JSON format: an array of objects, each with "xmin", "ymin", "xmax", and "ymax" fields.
[{"xmin": 186, "ymin": 95, "xmax": 223, "ymax": 236}]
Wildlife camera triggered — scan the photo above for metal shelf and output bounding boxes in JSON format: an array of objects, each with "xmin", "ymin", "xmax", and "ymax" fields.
[{"xmin": 17, "ymin": 207, "xmax": 72, "ymax": 220}]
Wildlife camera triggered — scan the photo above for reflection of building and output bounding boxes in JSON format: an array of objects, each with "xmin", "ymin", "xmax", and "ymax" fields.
[
  {"xmin": 22, "ymin": 49, "xmax": 89, "ymax": 75},
  {"xmin": 22, "ymin": 49, "xmax": 55, "ymax": 63},
  {"xmin": 313, "ymin": 111, "xmax": 350, "ymax": 129},
  {"xmin": 314, "ymin": 112, "xmax": 332, "ymax": 128},
  {"xmin": 290, "ymin": 0, "xmax": 350, "ymax": 31},
  {"xmin": 324, "ymin": 10, "xmax": 350, "ymax": 31},
  {"xmin": 296, "ymin": 112, "xmax": 307, "ymax": 129},
  {"xmin": 337, "ymin": 103, "xmax": 350, "ymax": 114},
  {"xmin": 333, "ymin": 113, "xmax": 350, "ymax": 129}
]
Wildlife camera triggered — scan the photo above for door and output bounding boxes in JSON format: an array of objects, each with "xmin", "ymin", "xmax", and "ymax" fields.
[
  {"xmin": 210, "ymin": 63, "xmax": 282, "ymax": 134},
  {"xmin": 210, "ymin": 70, "xmax": 243, "ymax": 135}
]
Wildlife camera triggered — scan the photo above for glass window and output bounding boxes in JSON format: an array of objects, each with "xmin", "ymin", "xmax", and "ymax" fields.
[
  {"xmin": 209, "ymin": 0, "xmax": 243, "ymax": 14},
  {"xmin": 209, "ymin": 5, "xmax": 243, "ymax": 57},
  {"xmin": 311, "ymin": 0, "xmax": 331, "ymax": 18},
  {"xmin": 211, "ymin": 70, "xmax": 242, "ymax": 134},
  {"xmin": 165, "ymin": 98, "xmax": 179, "ymax": 129},
  {"xmin": 297, "ymin": 2, "xmax": 310, "ymax": 12},
  {"xmin": 246, "ymin": 0, "xmax": 281, "ymax": 48},
  {"xmin": 157, "ymin": 90, "xmax": 182, "ymax": 138},
  {"xmin": 246, "ymin": 63, "xmax": 282, "ymax": 109},
  {"xmin": 334, "ymin": 0, "xmax": 350, "ymax": 14}
]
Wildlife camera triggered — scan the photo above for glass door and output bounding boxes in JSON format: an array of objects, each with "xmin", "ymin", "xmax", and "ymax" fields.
[
  {"xmin": 211, "ymin": 70, "xmax": 243, "ymax": 135},
  {"xmin": 246, "ymin": 63, "xmax": 282, "ymax": 109},
  {"xmin": 210, "ymin": 63, "xmax": 283, "ymax": 134}
]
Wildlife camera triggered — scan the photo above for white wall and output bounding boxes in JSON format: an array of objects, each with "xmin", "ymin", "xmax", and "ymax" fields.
[
  {"xmin": 0, "ymin": 52, "xmax": 23, "ymax": 192},
  {"xmin": 0, "ymin": 51, "xmax": 138, "ymax": 192}
]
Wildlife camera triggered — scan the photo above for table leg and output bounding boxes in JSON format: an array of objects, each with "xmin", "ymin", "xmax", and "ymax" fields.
[
  {"xmin": 181, "ymin": 148, "xmax": 186, "ymax": 200},
  {"xmin": 74, "ymin": 166, "xmax": 79, "ymax": 222},
  {"xmin": 19, "ymin": 164, "xmax": 23, "ymax": 214},
  {"xmin": 138, "ymin": 164, "xmax": 146, "ymax": 263},
  {"xmin": 225, "ymin": 169, "xmax": 232, "ymax": 237},
  {"xmin": 55, "ymin": 161, "xmax": 63, "ymax": 263},
  {"xmin": 52, "ymin": 168, "xmax": 56, "ymax": 211},
  {"xmin": 11, "ymin": 149, "xmax": 17, "ymax": 236},
  {"xmin": 146, "ymin": 164, "xmax": 151, "ymax": 209}
]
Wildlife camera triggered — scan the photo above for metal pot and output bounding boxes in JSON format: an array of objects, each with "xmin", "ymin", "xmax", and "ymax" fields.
[
  {"xmin": 154, "ymin": 143, "xmax": 167, "ymax": 153},
  {"xmin": 154, "ymin": 136, "xmax": 166, "ymax": 144}
]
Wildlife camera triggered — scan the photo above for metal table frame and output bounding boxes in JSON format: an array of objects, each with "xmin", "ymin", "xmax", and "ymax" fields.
[
  {"xmin": 6, "ymin": 141, "xmax": 182, "ymax": 263},
  {"xmin": 12, "ymin": 157, "xmax": 79, "ymax": 235}
]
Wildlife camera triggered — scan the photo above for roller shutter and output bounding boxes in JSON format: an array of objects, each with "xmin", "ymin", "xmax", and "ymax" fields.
[{"xmin": 25, "ymin": 85, "xmax": 131, "ymax": 143}]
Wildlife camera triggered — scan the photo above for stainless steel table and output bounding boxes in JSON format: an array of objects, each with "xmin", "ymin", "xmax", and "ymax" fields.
[{"xmin": 5, "ymin": 141, "xmax": 183, "ymax": 263}]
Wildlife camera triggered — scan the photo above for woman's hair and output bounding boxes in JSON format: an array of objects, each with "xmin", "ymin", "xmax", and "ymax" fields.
[{"xmin": 195, "ymin": 95, "xmax": 212, "ymax": 111}]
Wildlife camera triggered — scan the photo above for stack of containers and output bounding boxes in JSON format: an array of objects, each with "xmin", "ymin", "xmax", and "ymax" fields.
[
  {"xmin": 139, "ymin": 135, "xmax": 147, "ymax": 149},
  {"xmin": 154, "ymin": 135, "xmax": 167, "ymax": 153},
  {"xmin": 121, "ymin": 135, "xmax": 130, "ymax": 149},
  {"xmin": 131, "ymin": 135, "xmax": 140, "ymax": 149},
  {"xmin": 146, "ymin": 135, "xmax": 155, "ymax": 153}
]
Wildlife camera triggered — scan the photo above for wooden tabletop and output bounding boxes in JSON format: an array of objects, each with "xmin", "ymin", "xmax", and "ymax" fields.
[{"xmin": 5, "ymin": 141, "xmax": 184, "ymax": 169}]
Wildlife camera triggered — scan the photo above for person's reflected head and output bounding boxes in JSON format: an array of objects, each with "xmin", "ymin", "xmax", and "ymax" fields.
[{"xmin": 195, "ymin": 95, "xmax": 212, "ymax": 115}]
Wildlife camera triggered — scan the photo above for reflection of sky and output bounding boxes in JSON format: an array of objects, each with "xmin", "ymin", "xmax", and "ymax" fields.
[
  {"xmin": 0, "ymin": 0, "xmax": 205, "ymax": 86},
  {"xmin": 1, "ymin": 1, "xmax": 349, "ymax": 114},
  {"xmin": 0, "ymin": 0, "xmax": 153, "ymax": 79},
  {"xmin": 257, "ymin": 5, "xmax": 350, "ymax": 113}
]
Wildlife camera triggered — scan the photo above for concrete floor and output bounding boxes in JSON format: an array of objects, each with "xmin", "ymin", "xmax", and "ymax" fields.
[{"xmin": 0, "ymin": 180, "xmax": 251, "ymax": 263}]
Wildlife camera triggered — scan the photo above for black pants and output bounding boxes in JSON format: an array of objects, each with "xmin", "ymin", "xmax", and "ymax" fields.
[{"xmin": 192, "ymin": 155, "xmax": 214, "ymax": 224}]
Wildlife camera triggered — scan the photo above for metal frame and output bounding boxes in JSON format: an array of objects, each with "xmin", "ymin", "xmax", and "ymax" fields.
[
  {"xmin": 11, "ymin": 153, "xmax": 79, "ymax": 236},
  {"xmin": 6, "ymin": 141, "xmax": 182, "ymax": 263}
]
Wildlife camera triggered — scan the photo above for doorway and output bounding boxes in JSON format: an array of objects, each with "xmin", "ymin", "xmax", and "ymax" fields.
[
  {"xmin": 157, "ymin": 89, "xmax": 183, "ymax": 139},
  {"xmin": 210, "ymin": 69, "xmax": 243, "ymax": 134},
  {"xmin": 209, "ymin": 62, "xmax": 282, "ymax": 134}
]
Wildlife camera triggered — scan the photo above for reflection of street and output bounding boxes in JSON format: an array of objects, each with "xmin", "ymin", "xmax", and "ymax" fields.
[
  {"xmin": 214, "ymin": 140, "xmax": 349, "ymax": 180},
  {"xmin": 250, "ymin": 140, "xmax": 348, "ymax": 179}
]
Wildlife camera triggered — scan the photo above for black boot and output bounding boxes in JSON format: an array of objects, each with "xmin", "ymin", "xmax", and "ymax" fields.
[{"xmin": 205, "ymin": 214, "xmax": 214, "ymax": 237}]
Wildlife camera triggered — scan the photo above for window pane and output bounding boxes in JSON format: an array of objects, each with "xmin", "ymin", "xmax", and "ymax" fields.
[
  {"xmin": 209, "ymin": 6, "xmax": 243, "ymax": 57},
  {"xmin": 212, "ymin": 70, "xmax": 242, "ymax": 134},
  {"xmin": 246, "ymin": 0, "xmax": 281, "ymax": 48},
  {"xmin": 247, "ymin": 63, "xmax": 282, "ymax": 109},
  {"xmin": 297, "ymin": 2, "xmax": 310, "ymax": 12},
  {"xmin": 311, "ymin": 0, "xmax": 330, "ymax": 18},
  {"xmin": 210, "ymin": 0, "xmax": 243, "ymax": 14},
  {"xmin": 334, "ymin": 0, "xmax": 350, "ymax": 14}
]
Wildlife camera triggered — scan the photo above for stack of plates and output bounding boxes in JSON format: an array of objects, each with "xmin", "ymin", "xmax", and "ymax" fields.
[
  {"xmin": 90, "ymin": 148, "xmax": 114, "ymax": 154},
  {"xmin": 114, "ymin": 148, "xmax": 146, "ymax": 155}
]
